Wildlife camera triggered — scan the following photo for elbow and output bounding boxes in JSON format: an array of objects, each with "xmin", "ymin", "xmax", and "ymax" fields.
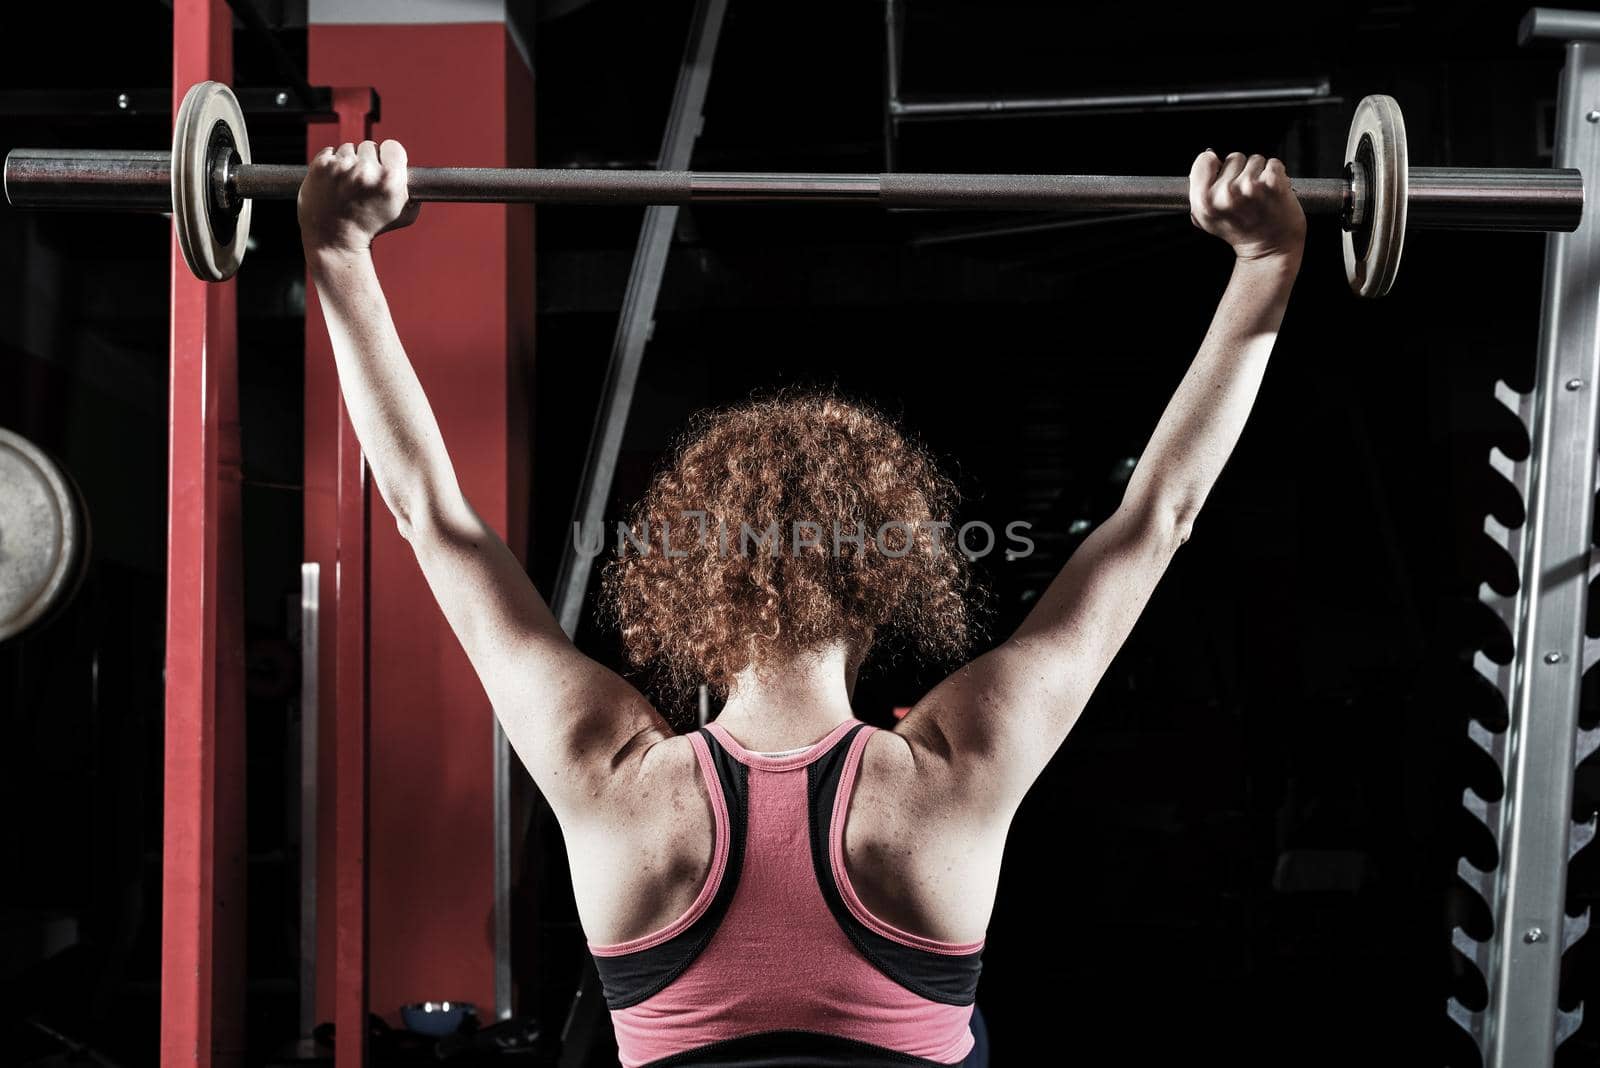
[
  {"xmin": 1122, "ymin": 473, "xmax": 1202, "ymax": 549},
  {"xmin": 1131, "ymin": 493, "xmax": 1199, "ymax": 550},
  {"xmin": 383, "ymin": 483, "xmax": 471, "ymax": 546},
  {"xmin": 379, "ymin": 483, "xmax": 429, "ymax": 543},
  {"xmin": 1166, "ymin": 501, "xmax": 1198, "ymax": 547},
  {"xmin": 392, "ymin": 507, "xmax": 423, "ymax": 544}
]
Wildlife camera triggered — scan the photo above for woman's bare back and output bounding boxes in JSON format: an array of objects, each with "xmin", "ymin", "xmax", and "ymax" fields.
[{"xmin": 566, "ymin": 719, "xmax": 1003, "ymax": 949}]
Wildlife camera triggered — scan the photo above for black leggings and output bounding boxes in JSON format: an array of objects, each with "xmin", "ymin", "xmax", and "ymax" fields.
[{"xmin": 961, "ymin": 1006, "xmax": 990, "ymax": 1068}]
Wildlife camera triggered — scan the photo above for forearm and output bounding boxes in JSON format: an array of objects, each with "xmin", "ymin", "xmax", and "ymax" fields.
[
  {"xmin": 308, "ymin": 247, "xmax": 464, "ymax": 532},
  {"xmin": 1126, "ymin": 252, "xmax": 1298, "ymax": 528}
]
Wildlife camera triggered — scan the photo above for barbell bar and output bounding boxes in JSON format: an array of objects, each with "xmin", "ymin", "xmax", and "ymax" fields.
[{"xmin": 2, "ymin": 81, "xmax": 1586, "ymax": 296}]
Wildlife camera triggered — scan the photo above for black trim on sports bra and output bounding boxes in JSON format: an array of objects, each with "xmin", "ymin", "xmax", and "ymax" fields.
[
  {"xmin": 805, "ymin": 726, "xmax": 984, "ymax": 1006},
  {"xmin": 639, "ymin": 1028, "xmax": 983, "ymax": 1067},
  {"xmin": 591, "ymin": 729, "xmax": 749, "ymax": 1010}
]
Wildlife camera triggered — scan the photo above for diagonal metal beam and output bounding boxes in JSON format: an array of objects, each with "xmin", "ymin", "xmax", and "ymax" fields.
[
  {"xmin": 492, "ymin": 0, "xmax": 729, "ymax": 1023},
  {"xmin": 547, "ymin": 0, "xmax": 728, "ymax": 637}
]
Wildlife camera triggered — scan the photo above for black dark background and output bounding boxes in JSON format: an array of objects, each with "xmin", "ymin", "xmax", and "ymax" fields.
[{"xmin": 3, "ymin": 0, "xmax": 1598, "ymax": 1064}]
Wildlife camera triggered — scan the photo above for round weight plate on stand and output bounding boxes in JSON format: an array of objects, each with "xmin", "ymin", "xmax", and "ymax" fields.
[
  {"xmin": 1342, "ymin": 94, "xmax": 1408, "ymax": 298},
  {"xmin": 172, "ymin": 80, "xmax": 252, "ymax": 282},
  {"xmin": 0, "ymin": 427, "xmax": 88, "ymax": 641}
]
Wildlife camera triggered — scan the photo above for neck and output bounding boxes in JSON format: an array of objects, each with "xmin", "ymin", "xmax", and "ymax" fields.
[{"xmin": 715, "ymin": 642, "xmax": 860, "ymax": 751}]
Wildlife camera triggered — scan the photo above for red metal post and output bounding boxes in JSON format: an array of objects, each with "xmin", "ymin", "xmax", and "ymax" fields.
[
  {"xmin": 162, "ymin": 2, "xmax": 246, "ymax": 1066},
  {"xmin": 305, "ymin": 24, "xmax": 529, "ymax": 1024}
]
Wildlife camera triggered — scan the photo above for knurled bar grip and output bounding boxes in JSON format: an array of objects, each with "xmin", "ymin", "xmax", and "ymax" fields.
[{"xmin": 6, "ymin": 152, "xmax": 1582, "ymax": 231}]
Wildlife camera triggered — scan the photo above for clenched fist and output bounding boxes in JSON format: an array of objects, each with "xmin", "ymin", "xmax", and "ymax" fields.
[
  {"xmin": 1188, "ymin": 151, "xmax": 1305, "ymax": 265},
  {"xmin": 298, "ymin": 139, "xmax": 421, "ymax": 256}
]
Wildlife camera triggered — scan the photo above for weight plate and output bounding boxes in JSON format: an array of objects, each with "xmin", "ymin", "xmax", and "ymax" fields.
[
  {"xmin": 0, "ymin": 427, "xmax": 87, "ymax": 641},
  {"xmin": 172, "ymin": 81, "xmax": 251, "ymax": 282},
  {"xmin": 1342, "ymin": 94, "xmax": 1408, "ymax": 298}
]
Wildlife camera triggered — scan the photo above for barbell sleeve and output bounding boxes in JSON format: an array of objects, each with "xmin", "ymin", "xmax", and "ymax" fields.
[
  {"xmin": 1404, "ymin": 167, "xmax": 1586, "ymax": 231},
  {"xmin": 3, "ymin": 149, "xmax": 1584, "ymax": 234},
  {"xmin": 4, "ymin": 148, "xmax": 175, "ymax": 212}
]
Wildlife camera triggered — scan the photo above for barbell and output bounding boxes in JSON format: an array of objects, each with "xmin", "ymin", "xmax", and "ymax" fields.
[{"xmin": 2, "ymin": 81, "xmax": 1586, "ymax": 297}]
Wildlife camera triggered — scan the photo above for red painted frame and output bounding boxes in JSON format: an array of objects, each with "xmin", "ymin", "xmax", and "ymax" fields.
[
  {"xmin": 165, "ymin": 8, "xmax": 379, "ymax": 1063},
  {"xmin": 162, "ymin": 2, "xmax": 246, "ymax": 1066},
  {"xmin": 305, "ymin": 29, "xmax": 526, "ymax": 1024}
]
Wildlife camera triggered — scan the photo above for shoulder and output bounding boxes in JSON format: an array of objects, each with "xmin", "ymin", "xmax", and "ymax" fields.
[
  {"xmin": 564, "ymin": 729, "xmax": 720, "ymax": 945},
  {"xmin": 858, "ymin": 726, "xmax": 918, "ymax": 794},
  {"xmin": 849, "ymin": 726, "xmax": 964, "ymax": 834},
  {"xmin": 841, "ymin": 725, "xmax": 1007, "ymax": 943},
  {"xmin": 630, "ymin": 730, "xmax": 710, "ymax": 816},
  {"xmin": 872, "ymin": 717, "xmax": 1017, "ymax": 832},
  {"xmin": 567, "ymin": 728, "xmax": 707, "ymax": 834}
]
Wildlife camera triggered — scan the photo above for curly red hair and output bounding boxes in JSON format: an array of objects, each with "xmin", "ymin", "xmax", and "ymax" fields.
[{"xmin": 601, "ymin": 389, "xmax": 976, "ymax": 705}]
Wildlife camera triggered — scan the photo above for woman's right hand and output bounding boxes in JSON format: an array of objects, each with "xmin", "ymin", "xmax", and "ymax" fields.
[
  {"xmin": 297, "ymin": 139, "xmax": 422, "ymax": 257},
  {"xmin": 1188, "ymin": 150, "xmax": 1306, "ymax": 266}
]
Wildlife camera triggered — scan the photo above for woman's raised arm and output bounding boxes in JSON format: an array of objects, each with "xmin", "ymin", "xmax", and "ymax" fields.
[
  {"xmin": 897, "ymin": 150, "xmax": 1306, "ymax": 825},
  {"xmin": 299, "ymin": 139, "xmax": 671, "ymax": 828}
]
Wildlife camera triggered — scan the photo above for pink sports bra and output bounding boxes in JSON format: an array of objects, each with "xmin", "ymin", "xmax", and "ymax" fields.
[{"xmin": 587, "ymin": 719, "xmax": 985, "ymax": 1067}]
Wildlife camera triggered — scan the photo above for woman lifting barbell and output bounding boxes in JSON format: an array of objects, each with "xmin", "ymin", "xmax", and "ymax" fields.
[{"xmin": 297, "ymin": 136, "xmax": 1304, "ymax": 1067}]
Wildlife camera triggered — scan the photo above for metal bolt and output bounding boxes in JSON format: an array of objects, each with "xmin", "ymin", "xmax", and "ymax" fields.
[
  {"xmin": 1545, "ymin": 651, "xmax": 1564, "ymax": 664},
  {"xmin": 1568, "ymin": 378, "xmax": 1586, "ymax": 391},
  {"xmin": 1525, "ymin": 927, "xmax": 1545, "ymax": 944},
  {"xmin": 1588, "ymin": 110, "xmax": 1600, "ymax": 123},
  {"xmin": 116, "ymin": 93, "xmax": 129, "ymax": 110},
  {"xmin": 275, "ymin": 91, "xmax": 289, "ymax": 107}
]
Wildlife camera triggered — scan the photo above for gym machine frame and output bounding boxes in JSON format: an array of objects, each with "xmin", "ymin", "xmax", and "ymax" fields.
[
  {"xmin": 1, "ymin": 83, "xmax": 1587, "ymax": 298},
  {"xmin": 1449, "ymin": 8, "xmax": 1600, "ymax": 1067}
]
